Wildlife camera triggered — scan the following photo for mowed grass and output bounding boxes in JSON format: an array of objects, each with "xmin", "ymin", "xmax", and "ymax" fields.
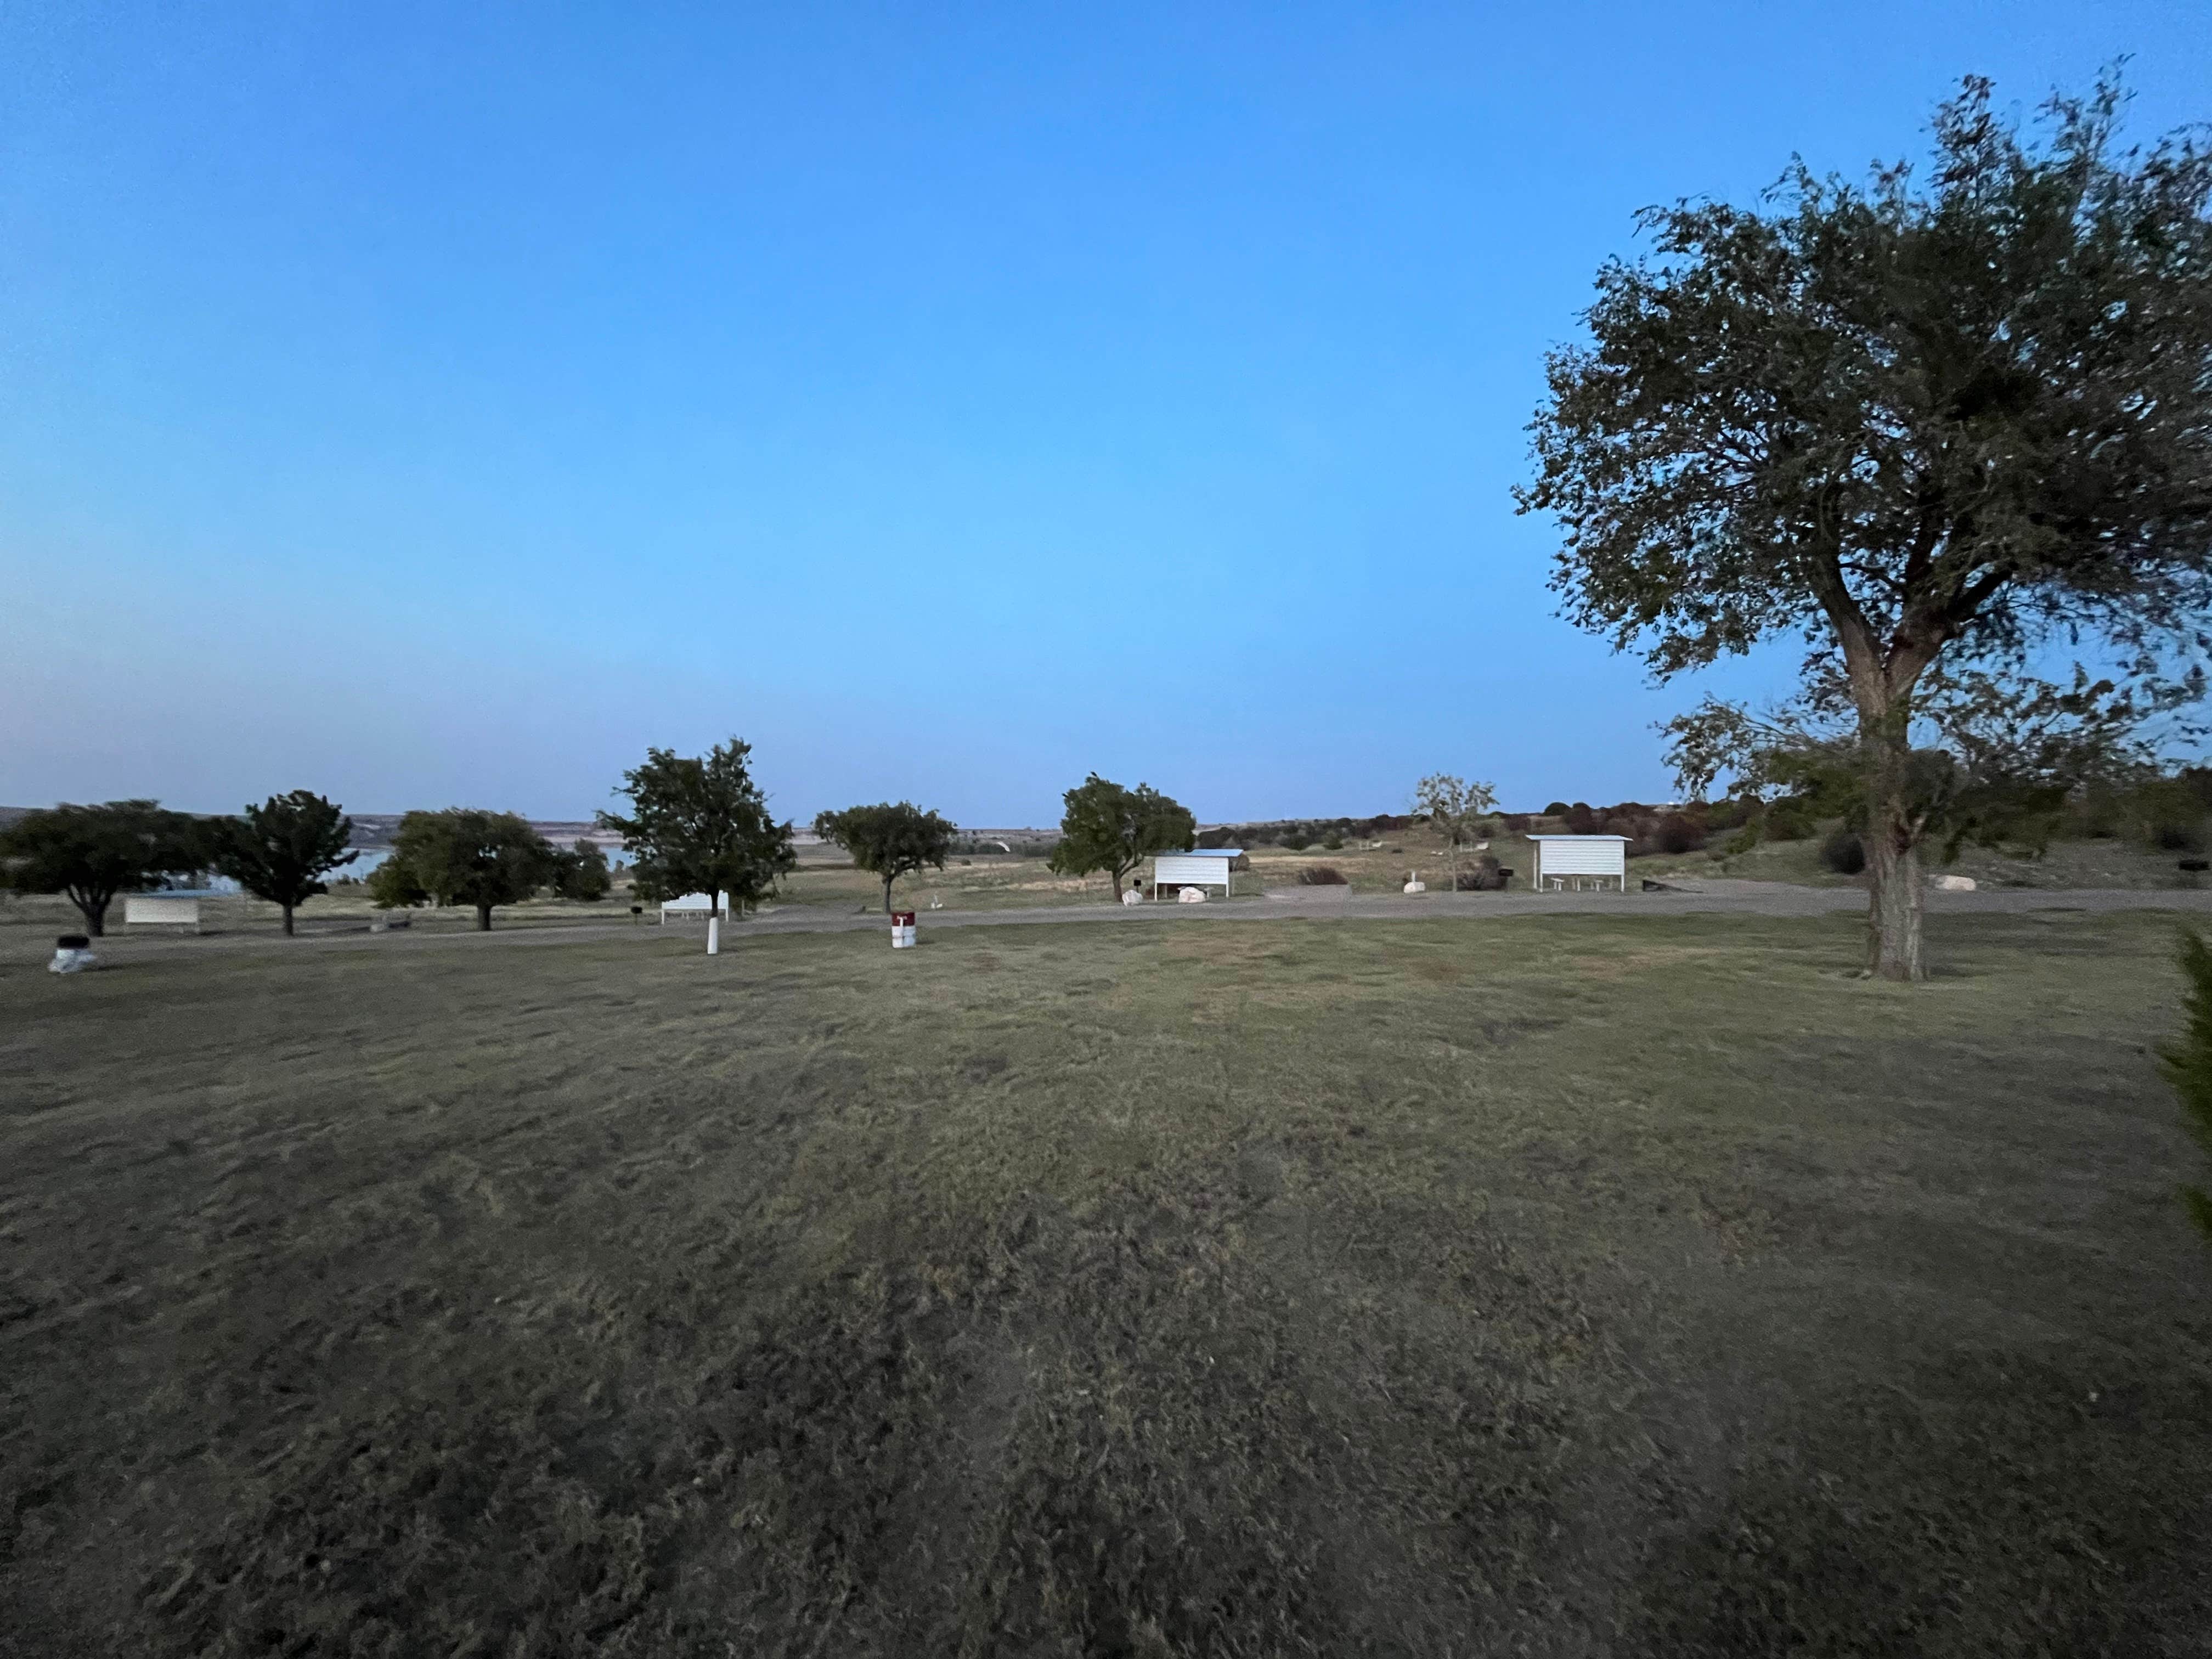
[{"xmin": 4, "ymin": 912, "xmax": 2210, "ymax": 1655}]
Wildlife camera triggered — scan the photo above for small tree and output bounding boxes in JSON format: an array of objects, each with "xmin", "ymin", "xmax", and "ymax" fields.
[
  {"xmin": 551, "ymin": 839, "xmax": 613, "ymax": 901},
  {"xmin": 0, "ymin": 800, "xmax": 206, "ymax": 936},
  {"xmin": 211, "ymin": 791, "xmax": 356, "ymax": 936},
  {"xmin": 1413, "ymin": 774, "xmax": 1498, "ymax": 893},
  {"xmin": 2163, "ymin": 929, "xmax": 2212, "ymax": 1246},
  {"xmin": 599, "ymin": 738, "xmax": 797, "ymax": 948},
  {"xmin": 814, "ymin": 802, "xmax": 957, "ymax": 913},
  {"xmin": 372, "ymin": 809, "xmax": 557, "ymax": 930},
  {"xmin": 1518, "ymin": 77, "xmax": 2212, "ymax": 980},
  {"xmin": 1047, "ymin": 774, "xmax": 1196, "ymax": 901}
]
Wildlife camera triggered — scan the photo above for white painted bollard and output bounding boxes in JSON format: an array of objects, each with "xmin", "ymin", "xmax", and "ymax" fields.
[
  {"xmin": 707, "ymin": 914, "xmax": 721, "ymax": 955},
  {"xmin": 891, "ymin": 909, "xmax": 917, "ymax": 949}
]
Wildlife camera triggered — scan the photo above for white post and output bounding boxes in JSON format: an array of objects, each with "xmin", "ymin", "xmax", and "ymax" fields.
[{"xmin": 707, "ymin": 912, "xmax": 720, "ymax": 955}]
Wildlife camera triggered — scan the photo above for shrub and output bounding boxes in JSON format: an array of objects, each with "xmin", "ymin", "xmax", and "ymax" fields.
[
  {"xmin": 1322, "ymin": 834, "xmax": 1344, "ymax": 851},
  {"xmin": 1702, "ymin": 796, "xmax": 1752, "ymax": 832},
  {"xmin": 1453, "ymin": 855, "xmax": 1504, "ymax": 891},
  {"xmin": 1723, "ymin": 821, "xmax": 1764, "ymax": 855},
  {"xmin": 1764, "ymin": 797, "xmax": 1817, "ymax": 840},
  {"xmin": 1655, "ymin": 814, "xmax": 1706, "ymax": 855},
  {"xmin": 1297, "ymin": 865, "xmax": 1348, "ymax": 885},
  {"xmin": 2134, "ymin": 778, "xmax": 2208, "ymax": 853},
  {"xmin": 1281, "ymin": 834, "xmax": 1312, "ymax": 851},
  {"xmin": 1564, "ymin": 804, "xmax": 1599, "ymax": 834},
  {"xmin": 1820, "ymin": 828, "xmax": 1866, "ymax": 874},
  {"xmin": 1543, "ymin": 801, "xmax": 1570, "ymax": 816}
]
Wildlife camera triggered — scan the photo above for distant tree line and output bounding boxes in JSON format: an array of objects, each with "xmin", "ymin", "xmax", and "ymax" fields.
[{"xmin": 0, "ymin": 793, "xmax": 616, "ymax": 937}]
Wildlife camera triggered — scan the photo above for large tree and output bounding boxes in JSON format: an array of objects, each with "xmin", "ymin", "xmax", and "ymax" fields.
[
  {"xmin": 0, "ymin": 800, "xmax": 206, "ymax": 936},
  {"xmin": 814, "ymin": 802, "xmax": 957, "ymax": 914},
  {"xmin": 599, "ymin": 738, "xmax": 796, "ymax": 949},
  {"xmin": 550, "ymin": 839, "xmax": 613, "ymax": 902},
  {"xmin": 211, "ymin": 791, "xmax": 357, "ymax": 936},
  {"xmin": 366, "ymin": 809, "xmax": 557, "ymax": 931},
  {"xmin": 1047, "ymin": 774, "xmax": 1196, "ymax": 901},
  {"xmin": 1517, "ymin": 77, "xmax": 2212, "ymax": 979}
]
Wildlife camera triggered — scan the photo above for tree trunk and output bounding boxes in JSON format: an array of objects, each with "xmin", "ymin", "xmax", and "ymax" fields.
[
  {"xmin": 883, "ymin": 874, "xmax": 895, "ymax": 914},
  {"xmin": 281, "ymin": 902, "xmax": 295, "ymax": 937},
  {"xmin": 476, "ymin": 904, "xmax": 493, "ymax": 932},
  {"xmin": 1863, "ymin": 759, "xmax": 1926, "ymax": 982},
  {"xmin": 81, "ymin": 896, "xmax": 106, "ymax": 938}
]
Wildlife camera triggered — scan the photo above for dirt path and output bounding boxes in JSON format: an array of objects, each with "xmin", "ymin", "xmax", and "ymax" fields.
[{"xmin": 20, "ymin": 880, "xmax": 2212, "ymax": 970}]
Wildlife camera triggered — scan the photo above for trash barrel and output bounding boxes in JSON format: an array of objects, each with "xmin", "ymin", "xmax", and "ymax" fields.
[{"xmin": 891, "ymin": 910, "xmax": 917, "ymax": 949}]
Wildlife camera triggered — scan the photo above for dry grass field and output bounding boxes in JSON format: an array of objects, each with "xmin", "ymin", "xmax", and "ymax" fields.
[{"xmin": 5, "ymin": 907, "xmax": 2211, "ymax": 1655}]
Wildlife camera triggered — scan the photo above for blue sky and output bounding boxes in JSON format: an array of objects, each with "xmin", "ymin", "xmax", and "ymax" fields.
[{"xmin": 4, "ymin": 3, "xmax": 2207, "ymax": 825}]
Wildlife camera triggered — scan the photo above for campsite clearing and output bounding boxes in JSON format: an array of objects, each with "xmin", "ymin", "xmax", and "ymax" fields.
[{"xmin": 4, "ymin": 910, "xmax": 2210, "ymax": 1654}]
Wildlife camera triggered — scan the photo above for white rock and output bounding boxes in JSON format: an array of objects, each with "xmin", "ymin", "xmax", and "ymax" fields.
[
  {"xmin": 1177, "ymin": 886, "xmax": 1206, "ymax": 903},
  {"xmin": 1403, "ymin": 881, "xmax": 1426, "ymax": 894},
  {"xmin": 1928, "ymin": 874, "xmax": 1977, "ymax": 892},
  {"xmin": 48, "ymin": 947, "xmax": 98, "ymax": 974},
  {"xmin": 1120, "ymin": 888, "xmax": 1142, "ymax": 906}
]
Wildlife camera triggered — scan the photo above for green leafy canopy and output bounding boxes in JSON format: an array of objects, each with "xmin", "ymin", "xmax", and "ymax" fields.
[
  {"xmin": 813, "ymin": 803, "xmax": 957, "ymax": 913},
  {"xmin": 0, "ymin": 799, "xmax": 206, "ymax": 935},
  {"xmin": 1518, "ymin": 72, "xmax": 2212, "ymax": 977},
  {"xmin": 599, "ymin": 737, "xmax": 797, "ymax": 916},
  {"xmin": 212, "ymin": 791, "xmax": 356, "ymax": 930},
  {"xmin": 1048, "ymin": 775, "xmax": 1195, "ymax": 897},
  {"xmin": 368, "ymin": 809, "xmax": 557, "ymax": 929}
]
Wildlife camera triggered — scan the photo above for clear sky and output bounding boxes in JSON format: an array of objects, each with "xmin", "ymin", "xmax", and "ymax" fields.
[{"xmin": 3, "ymin": 3, "xmax": 2207, "ymax": 825}]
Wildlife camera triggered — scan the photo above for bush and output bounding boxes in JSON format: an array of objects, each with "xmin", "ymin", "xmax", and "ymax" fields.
[
  {"xmin": 1654, "ymin": 814, "xmax": 1706, "ymax": 855},
  {"xmin": 1765, "ymin": 797, "xmax": 1817, "ymax": 841},
  {"xmin": 1297, "ymin": 865, "xmax": 1348, "ymax": 885},
  {"xmin": 2134, "ymin": 778, "xmax": 2208, "ymax": 853},
  {"xmin": 1453, "ymin": 855, "xmax": 1504, "ymax": 891},
  {"xmin": 1543, "ymin": 801, "xmax": 1570, "ymax": 816},
  {"xmin": 1322, "ymin": 834, "xmax": 1344, "ymax": 851},
  {"xmin": 1723, "ymin": 821, "xmax": 1763, "ymax": 855},
  {"xmin": 1281, "ymin": 834, "xmax": 1311, "ymax": 851},
  {"xmin": 1703, "ymin": 796, "xmax": 1753, "ymax": 832},
  {"xmin": 1820, "ymin": 828, "xmax": 1866, "ymax": 874}
]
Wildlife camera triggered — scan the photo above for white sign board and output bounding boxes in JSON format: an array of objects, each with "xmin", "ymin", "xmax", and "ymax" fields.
[{"xmin": 125, "ymin": 894, "xmax": 203, "ymax": 930}]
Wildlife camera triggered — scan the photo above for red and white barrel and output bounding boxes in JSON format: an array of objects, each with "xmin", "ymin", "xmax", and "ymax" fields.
[{"xmin": 891, "ymin": 910, "xmax": 917, "ymax": 949}]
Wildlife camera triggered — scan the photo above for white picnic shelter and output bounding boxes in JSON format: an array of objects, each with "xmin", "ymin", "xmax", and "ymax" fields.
[
  {"xmin": 1523, "ymin": 834, "xmax": 1629, "ymax": 893},
  {"xmin": 659, "ymin": 891, "xmax": 736, "ymax": 923},
  {"xmin": 1151, "ymin": 848, "xmax": 1241, "ymax": 900}
]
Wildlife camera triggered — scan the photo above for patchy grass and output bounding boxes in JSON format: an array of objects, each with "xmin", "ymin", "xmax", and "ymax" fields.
[{"xmin": 4, "ymin": 911, "xmax": 2210, "ymax": 1655}]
